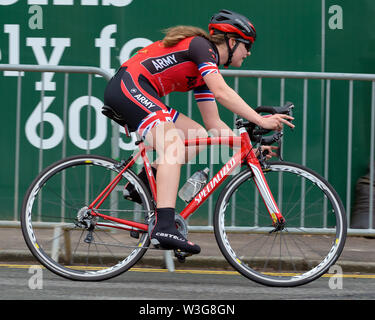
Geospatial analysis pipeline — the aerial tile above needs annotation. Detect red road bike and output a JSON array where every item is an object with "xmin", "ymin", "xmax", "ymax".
[{"xmin": 21, "ymin": 102, "xmax": 347, "ymax": 287}]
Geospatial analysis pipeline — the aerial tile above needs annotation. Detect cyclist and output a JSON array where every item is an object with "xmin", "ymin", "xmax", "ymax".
[{"xmin": 104, "ymin": 9, "xmax": 294, "ymax": 255}]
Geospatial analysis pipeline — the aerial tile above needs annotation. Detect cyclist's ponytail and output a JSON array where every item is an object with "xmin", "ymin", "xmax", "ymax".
[{"xmin": 162, "ymin": 25, "xmax": 226, "ymax": 47}]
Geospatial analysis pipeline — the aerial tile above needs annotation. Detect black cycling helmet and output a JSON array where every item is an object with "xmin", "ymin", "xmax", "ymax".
[{"xmin": 209, "ymin": 9, "xmax": 256, "ymax": 66}]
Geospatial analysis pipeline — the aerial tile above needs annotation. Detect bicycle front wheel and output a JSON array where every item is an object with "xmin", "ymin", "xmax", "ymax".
[
  {"xmin": 214, "ymin": 161, "xmax": 347, "ymax": 287},
  {"xmin": 21, "ymin": 155, "xmax": 154, "ymax": 281}
]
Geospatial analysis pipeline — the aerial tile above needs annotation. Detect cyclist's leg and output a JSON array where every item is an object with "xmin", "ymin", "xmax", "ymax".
[
  {"xmin": 148, "ymin": 121, "xmax": 184, "ymax": 207},
  {"xmin": 173, "ymin": 112, "xmax": 209, "ymax": 164},
  {"xmin": 107, "ymin": 68, "xmax": 199, "ymax": 253},
  {"xmin": 146, "ymin": 121, "xmax": 200, "ymax": 254},
  {"xmin": 106, "ymin": 67, "xmax": 173, "ymax": 202}
]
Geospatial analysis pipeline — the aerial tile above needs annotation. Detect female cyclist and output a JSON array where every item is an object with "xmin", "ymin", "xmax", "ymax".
[{"xmin": 104, "ymin": 9, "xmax": 294, "ymax": 255}]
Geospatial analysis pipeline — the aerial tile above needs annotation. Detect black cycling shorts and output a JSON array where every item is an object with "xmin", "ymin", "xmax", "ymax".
[{"xmin": 104, "ymin": 67, "xmax": 179, "ymax": 138}]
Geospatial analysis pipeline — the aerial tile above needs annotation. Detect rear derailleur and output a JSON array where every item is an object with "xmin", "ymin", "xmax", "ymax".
[{"xmin": 74, "ymin": 206, "xmax": 98, "ymax": 243}]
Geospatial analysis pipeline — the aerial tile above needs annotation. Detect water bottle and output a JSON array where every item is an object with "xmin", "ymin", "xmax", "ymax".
[{"xmin": 178, "ymin": 167, "xmax": 209, "ymax": 203}]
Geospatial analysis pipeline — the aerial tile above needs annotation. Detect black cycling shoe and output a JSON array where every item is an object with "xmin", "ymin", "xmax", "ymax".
[
  {"xmin": 150, "ymin": 208, "xmax": 201, "ymax": 255},
  {"xmin": 123, "ymin": 166, "xmax": 157, "ymax": 204},
  {"xmin": 151, "ymin": 228, "xmax": 201, "ymax": 254}
]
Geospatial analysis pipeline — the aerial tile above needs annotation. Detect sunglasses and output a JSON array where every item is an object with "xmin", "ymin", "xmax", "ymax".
[{"xmin": 235, "ymin": 39, "xmax": 252, "ymax": 52}]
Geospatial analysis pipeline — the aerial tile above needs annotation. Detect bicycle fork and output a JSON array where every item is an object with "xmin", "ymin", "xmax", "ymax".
[
  {"xmin": 237, "ymin": 125, "xmax": 286, "ymax": 230},
  {"xmin": 246, "ymin": 152, "xmax": 286, "ymax": 231}
]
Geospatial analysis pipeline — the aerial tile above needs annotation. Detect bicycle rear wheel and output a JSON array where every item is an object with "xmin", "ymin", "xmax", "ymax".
[
  {"xmin": 214, "ymin": 161, "xmax": 347, "ymax": 287},
  {"xmin": 21, "ymin": 155, "xmax": 154, "ymax": 281}
]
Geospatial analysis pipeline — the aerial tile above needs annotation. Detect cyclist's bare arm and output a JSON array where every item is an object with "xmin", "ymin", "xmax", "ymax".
[
  {"xmin": 197, "ymin": 99, "xmax": 235, "ymax": 136},
  {"xmin": 197, "ymin": 98, "xmax": 278, "ymax": 158},
  {"xmin": 203, "ymin": 72, "xmax": 295, "ymax": 131}
]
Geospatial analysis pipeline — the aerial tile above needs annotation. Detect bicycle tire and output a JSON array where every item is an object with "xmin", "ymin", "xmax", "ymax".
[
  {"xmin": 21, "ymin": 154, "xmax": 154, "ymax": 281},
  {"xmin": 213, "ymin": 161, "xmax": 347, "ymax": 287}
]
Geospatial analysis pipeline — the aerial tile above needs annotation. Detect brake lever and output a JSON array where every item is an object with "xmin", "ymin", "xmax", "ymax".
[
  {"xmin": 276, "ymin": 135, "xmax": 283, "ymax": 161},
  {"xmin": 259, "ymin": 132, "xmax": 284, "ymax": 161}
]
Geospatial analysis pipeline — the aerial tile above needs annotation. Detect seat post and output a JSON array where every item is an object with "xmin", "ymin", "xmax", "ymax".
[{"xmin": 123, "ymin": 124, "xmax": 130, "ymax": 137}]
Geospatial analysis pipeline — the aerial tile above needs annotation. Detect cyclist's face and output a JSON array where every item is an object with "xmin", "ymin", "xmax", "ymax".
[{"xmin": 230, "ymin": 40, "xmax": 251, "ymax": 68}]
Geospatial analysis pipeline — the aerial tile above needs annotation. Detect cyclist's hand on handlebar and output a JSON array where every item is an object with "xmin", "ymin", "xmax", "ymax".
[
  {"xmin": 259, "ymin": 114, "xmax": 295, "ymax": 131},
  {"xmin": 260, "ymin": 145, "xmax": 278, "ymax": 159}
]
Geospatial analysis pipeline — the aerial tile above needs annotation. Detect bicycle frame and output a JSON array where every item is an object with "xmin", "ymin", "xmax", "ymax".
[{"xmin": 87, "ymin": 127, "xmax": 285, "ymax": 232}]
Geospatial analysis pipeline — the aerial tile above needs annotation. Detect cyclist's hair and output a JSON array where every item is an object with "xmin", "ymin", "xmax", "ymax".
[{"xmin": 162, "ymin": 25, "xmax": 227, "ymax": 47}]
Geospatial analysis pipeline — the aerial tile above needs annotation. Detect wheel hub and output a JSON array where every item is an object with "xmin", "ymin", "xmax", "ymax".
[{"xmin": 269, "ymin": 217, "xmax": 286, "ymax": 233}]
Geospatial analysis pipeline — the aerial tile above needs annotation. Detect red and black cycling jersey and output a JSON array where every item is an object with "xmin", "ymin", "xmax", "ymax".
[
  {"xmin": 122, "ymin": 36, "xmax": 220, "ymax": 101},
  {"xmin": 104, "ymin": 36, "xmax": 220, "ymax": 138}
]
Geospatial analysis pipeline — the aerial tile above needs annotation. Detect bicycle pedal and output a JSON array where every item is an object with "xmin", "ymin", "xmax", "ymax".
[
  {"xmin": 150, "ymin": 238, "xmax": 161, "ymax": 248},
  {"xmin": 174, "ymin": 249, "xmax": 191, "ymax": 263},
  {"xmin": 177, "ymin": 256, "xmax": 185, "ymax": 263}
]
